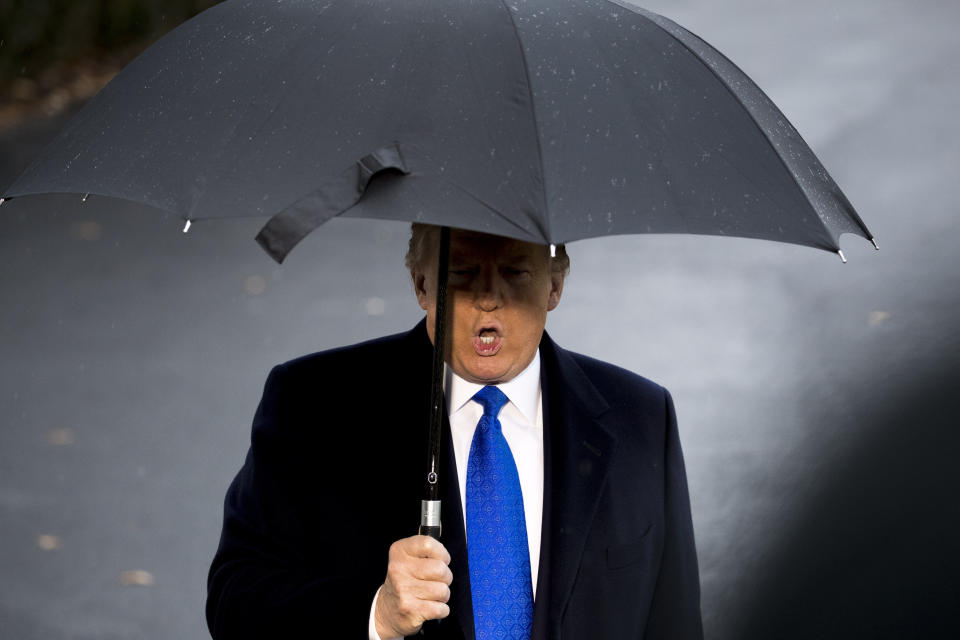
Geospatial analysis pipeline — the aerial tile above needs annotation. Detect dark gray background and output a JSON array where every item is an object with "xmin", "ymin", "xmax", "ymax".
[{"xmin": 2, "ymin": 0, "xmax": 958, "ymax": 637}]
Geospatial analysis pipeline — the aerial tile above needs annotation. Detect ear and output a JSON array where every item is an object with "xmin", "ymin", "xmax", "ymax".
[
  {"xmin": 412, "ymin": 270, "xmax": 430, "ymax": 311},
  {"xmin": 546, "ymin": 271, "xmax": 564, "ymax": 311}
]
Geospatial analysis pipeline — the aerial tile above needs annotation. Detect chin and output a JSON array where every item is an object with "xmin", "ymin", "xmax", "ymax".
[{"xmin": 459, "ymin": 359, "xmax": 511, "ymax": 384}]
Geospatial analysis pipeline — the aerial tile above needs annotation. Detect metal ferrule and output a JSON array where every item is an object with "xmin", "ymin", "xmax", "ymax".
[{"xmin": 421, "ymin": 500, "xmax": 441, "ymax": 528}]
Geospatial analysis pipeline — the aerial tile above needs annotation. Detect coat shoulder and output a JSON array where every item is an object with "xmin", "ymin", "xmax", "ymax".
[
  {"xmin": 250, "ymin": 323, "xmax": 432, "ymax": 425},
  {"xmin": 563, "ymin": 348, "xmax": 671, "ymax": 407},
  {"xmin": 272, "ymin": 323, "xmax": 426, "ymax": 384},
  {"xmin": 544, "ymin": 340, "xmax": 677, "ymax": 451}
]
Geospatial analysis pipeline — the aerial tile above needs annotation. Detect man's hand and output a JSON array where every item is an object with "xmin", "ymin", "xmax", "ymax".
[{"xmin": 375, "ymin": 535, "xmax": 453, "ymax": 638}]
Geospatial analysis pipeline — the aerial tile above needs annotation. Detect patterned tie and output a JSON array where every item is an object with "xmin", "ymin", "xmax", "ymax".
[{"xmin": 466, "ymin": 386, "xmax": 534, "ymax": 640}]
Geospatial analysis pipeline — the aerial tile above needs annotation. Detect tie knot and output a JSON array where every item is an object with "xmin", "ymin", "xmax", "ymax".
[{"xmin": 473, "ymin": 385, "xmax": 508, "ymax": 419}]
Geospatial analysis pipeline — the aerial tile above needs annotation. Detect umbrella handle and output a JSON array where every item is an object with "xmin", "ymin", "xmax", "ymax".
[
  {"xmin": 419, "ymin": 526, "xmax": 442, "ymax": 539},
  {"xmin": 419, "ymin": 498, "xmax": 442, "ymax": 539}
]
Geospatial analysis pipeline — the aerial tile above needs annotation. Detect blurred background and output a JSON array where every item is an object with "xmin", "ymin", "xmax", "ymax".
[{"xmin": 1, "ymin": 0, "xmax": 958, "ymax": 638}]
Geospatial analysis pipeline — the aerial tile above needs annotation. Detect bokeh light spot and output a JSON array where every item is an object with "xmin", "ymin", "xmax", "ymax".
[
  {"xmin": 868, "ymin": 310, "xmax": 890, "ymax": 327},
  {"xmin": 365, "ymin": 297, "xmax": 387, "ymax": 316},
  {"xmin": 245, "ymin": 275, "xmax": 267, "ymax": 296},
  {"xmin": 119, "ymin": 570, "xmax": 155, "ymax": 587},
  {"xmin": 47, "ymin": 428, "xmax": 75, "ymax": 446},
  {"xmin": 69, "ymin": 221, "xmax": 102, "ymax": 241},
  {"xmin": 37, "ymin": 534, "xmax": 62, "ymax": 551}
]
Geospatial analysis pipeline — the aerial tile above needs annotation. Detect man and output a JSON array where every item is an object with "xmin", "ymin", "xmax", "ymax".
[{"xmin": 207, "ymin": 224, "xmax": 702, "ymax": 639}]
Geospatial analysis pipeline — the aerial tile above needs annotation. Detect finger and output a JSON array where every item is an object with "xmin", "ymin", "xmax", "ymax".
[
  {"xmin": 388, "ymin": 553, "xmax": 450, "ymax": 584},
  {"xmin": 410, "ymin": 535, "xmax": 447, "ymax": 560},
  {"xmin": 410, "ymin": 579, "xmax": 452, "ymax": 604},
  {"xmin": 422, "ymin": 600, "xmax": 451, "ymax": 621},
  {"xmin": 421, "ymin": 537, "xmax": 451, "ymax": 565},
  {"xmin": 385, "ymin": 563, "xmax": 450, "ymax": 599},
  {"xmin": 384, "ymin": 588, "xmax": 450, "ymax": 627},
  {"xmin": 411, "ymin": 558, "xmax": 454, "ymax": 585},
  {"xmin": 403, "ymin": 535, "xmax": 451, "ymax": 564}
]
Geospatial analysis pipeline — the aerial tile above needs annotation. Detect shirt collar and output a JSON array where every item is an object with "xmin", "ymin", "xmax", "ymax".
[{"xmin": 445, "ymin": 350, "xmax": 541, "ymax": 424}]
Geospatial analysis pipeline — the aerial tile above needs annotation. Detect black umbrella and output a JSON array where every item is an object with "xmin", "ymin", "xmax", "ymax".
[{"xmin": 1, "ymin": 0, "xmax": 875, "ymax": 537}]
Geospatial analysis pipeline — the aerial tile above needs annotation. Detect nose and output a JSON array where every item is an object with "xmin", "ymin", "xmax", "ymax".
[{"xmin": 473, "ymin": 265, "xmax": 503, "ymax": 312}]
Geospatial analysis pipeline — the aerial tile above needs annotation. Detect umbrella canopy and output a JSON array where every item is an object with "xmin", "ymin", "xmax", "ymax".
[
  {"xmin": 0, "ymin": 0, "xmax": 876, "ymax": 539},
  {"xmin": 2, "ymin": 0, "xmax": 874, "ymax": 263}
]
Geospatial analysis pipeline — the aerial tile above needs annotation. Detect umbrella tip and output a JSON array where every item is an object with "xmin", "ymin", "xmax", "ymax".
[
  {"xmin": 837, "ymin": 249, "xmax": 847, "ymax": 263},
  {"xmin": 182, "ymin": 219, "xmax": 192, "ymax": 233},
  {"xmin": 871, "ymin": 237, "xmax": 879, "ymax": 250},
  {"xmin": 0, "ymin": 197, "xmax": 5, "ymax": 207},
  {"xmin": 550, "ymin": 244, "xmax": 556, "ymax": 257}
]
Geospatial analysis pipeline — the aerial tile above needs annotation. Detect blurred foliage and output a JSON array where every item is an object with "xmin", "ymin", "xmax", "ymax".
[{"xmin": 0, "ymin": 0, "xmax": 220, "ymax": 88}]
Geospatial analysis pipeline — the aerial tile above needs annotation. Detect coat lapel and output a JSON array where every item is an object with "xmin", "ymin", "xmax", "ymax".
[{"xmin": 533, "ymin": 333, "xmax": 617, "ymax": 639}]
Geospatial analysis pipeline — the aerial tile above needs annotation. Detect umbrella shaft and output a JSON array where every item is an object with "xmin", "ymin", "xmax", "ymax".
[{"xmin": 421, "ymin": 226, "xmax": 450, "ymax": 537}]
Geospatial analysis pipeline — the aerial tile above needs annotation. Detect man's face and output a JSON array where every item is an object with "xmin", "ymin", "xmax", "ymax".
[{"xmin": 413, "ymin": 229, "xmax": 564, "ymax": 384}]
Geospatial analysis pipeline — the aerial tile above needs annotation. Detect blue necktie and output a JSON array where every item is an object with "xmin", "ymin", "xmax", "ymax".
[{"xmin": 466, "ymin": 386, "xmax": 534, "ymax": 640}]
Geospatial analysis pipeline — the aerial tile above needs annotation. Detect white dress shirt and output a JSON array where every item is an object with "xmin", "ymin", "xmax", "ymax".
[{"xmin": 369, "ymin": 351, "xmax": 544, "ymax": 640}]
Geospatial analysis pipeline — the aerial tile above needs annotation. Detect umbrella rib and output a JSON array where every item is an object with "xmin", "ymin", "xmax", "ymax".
[
  {"xmin": 188, "ymin": 2, "xmax": 340, "ymax": 221},
  {"xmin": 444, "ymin": 179, "xmax": 543, "ymax": 241},
  {"xmin": 634, "ymin": 8, "xmax": 872, "ymax": 246},
  {"xmin": 496, "ymin": 0, "xmax": 550, "ymax": 241},
  {"xmin": 646, "ymin": 19, "xmax": 815, "ymax": 216}
]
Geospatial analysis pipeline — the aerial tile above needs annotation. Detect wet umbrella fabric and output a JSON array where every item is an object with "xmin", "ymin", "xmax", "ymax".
[
  {"xmin": 3, "ymin": 0, "xmax": 873, "ymax": 262},
  {"xmin": 1, "ymin": 0, "xmax": 875, "ymax": 541}
]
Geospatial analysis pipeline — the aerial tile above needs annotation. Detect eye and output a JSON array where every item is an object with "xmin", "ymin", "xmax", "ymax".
[{"xmin": 503, "ymin": 267, "xmax": 531, "ymax": 278}]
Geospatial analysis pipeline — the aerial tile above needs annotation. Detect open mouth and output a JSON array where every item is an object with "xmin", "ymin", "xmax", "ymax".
[{"xmin": 473, "ymin": 327, "xmax": 502, "ymax": 356}]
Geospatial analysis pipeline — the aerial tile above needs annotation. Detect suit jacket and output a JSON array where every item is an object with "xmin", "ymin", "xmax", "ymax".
[{"xmin": 207, "ymin": 320, "xmax": 702, "ymax": 639}]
